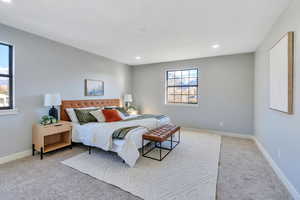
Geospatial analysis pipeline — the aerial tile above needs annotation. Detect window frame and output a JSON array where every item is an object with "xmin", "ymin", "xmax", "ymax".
[
  {"xmin": 165, "ymin": 68, "xmax": 199, "ymax": 106},
  {"xmin": 0, "ymin": 42, "xmax": 14, "ymax": 110}
]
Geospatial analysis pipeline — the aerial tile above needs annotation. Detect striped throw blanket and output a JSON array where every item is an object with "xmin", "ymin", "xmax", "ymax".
[
  {"xmin": 123, "ymin": 114, "xmax": 167, "ymax": 121},
  {"xmin": 112, "ymin": 126, "xmax": 141, "ymax": 139},
  {"xmin": 112, "ymin": 115, "xmax": 167, "ymax": 139}
]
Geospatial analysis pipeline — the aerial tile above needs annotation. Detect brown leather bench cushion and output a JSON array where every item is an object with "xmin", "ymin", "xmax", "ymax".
[{"xmin": 143, "ymin": 124, "xmax": 180, "ymax": 142}]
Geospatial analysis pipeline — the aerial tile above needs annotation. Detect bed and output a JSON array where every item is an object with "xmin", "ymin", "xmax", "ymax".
[{"xmin": 60, "ymin": 99, "xmax": 171, "ymax": 167}]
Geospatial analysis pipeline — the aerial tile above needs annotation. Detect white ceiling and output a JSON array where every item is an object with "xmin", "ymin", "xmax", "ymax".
[{"xmin": 0, "ymin": 0, "xmax": 291, "ymax": 65}]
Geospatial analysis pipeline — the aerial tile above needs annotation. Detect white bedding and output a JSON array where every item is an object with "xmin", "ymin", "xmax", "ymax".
[{"xmin": 71, "ymin": 115, "xmax": 171, "ymax": 167}]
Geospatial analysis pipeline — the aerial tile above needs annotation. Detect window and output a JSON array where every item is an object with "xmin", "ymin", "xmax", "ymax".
[
  {"xmin": 0, "ymin": 43, "xmax": 13, "ymax": 110},
  {"xmin": 166, "ymin": 68, "xmax": 198, "ymax": 104}
]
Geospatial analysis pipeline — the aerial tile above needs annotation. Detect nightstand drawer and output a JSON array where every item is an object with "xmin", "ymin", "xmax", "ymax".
[{"xmin": 41, "ymin": 124, "xmax": 71, "ymax": 136}]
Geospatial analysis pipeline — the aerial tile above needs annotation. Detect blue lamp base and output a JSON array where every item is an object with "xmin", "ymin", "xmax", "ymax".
[{"xmin": 49, "ymin": 106, "xmax": 58, "ymax": 120}]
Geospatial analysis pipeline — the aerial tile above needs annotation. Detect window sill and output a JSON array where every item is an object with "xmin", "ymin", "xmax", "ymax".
[
  {"xmin": 0, "ymin": 108, "xmax": 19, "ymax": 116},
  {"xmin": 165, "ymin": 103, "xmax": 199, "ymax": 107}
]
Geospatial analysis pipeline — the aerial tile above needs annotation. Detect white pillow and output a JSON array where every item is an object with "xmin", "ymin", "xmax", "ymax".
[
  {"xmin": 66, "ymin": 107, "xmax": 99, "ymax": 123},
  {"xmin": 89, "ymin": 109, "xmax": 105, "ymax": 122}
]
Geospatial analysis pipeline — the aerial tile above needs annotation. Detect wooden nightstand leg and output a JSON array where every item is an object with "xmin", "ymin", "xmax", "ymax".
[
  {"xmin": 32, "ymin": 144, "xmax": 35, "ymax": 156},
  {"xmin": 40, "ymin": 147, "xmax": 43, "ymax": 160}
]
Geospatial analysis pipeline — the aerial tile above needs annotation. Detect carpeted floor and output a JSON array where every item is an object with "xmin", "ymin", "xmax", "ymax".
[
  {"xmin": 217, "ymin": 137, "xmax": 293, "ymax": 200},
  {"xmin": 0, "ymin": 135, "xmax": 293, "ymax": 200}
]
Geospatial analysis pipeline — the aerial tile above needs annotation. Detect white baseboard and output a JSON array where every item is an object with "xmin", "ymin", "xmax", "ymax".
[
  {"xmin": 182, "ymin": 127, "xmax": 254, "ymax": 139},
  {"xmin": 0, "ymin": 149, "xmax": 31, "ymax": 165},
  {"xmin": 254, "ymin": 138, "xmax": 300, "ymax": 200}
]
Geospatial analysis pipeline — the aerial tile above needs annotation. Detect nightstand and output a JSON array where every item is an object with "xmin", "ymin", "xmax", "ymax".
[{"xmin": 32, "ymin": 121, "xmax": 72, "ymax": 160}]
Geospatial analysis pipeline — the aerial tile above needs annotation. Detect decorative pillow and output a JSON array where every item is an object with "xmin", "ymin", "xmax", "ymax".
[
  {"xmin": 66, "ymin": 108, "xmax": 79, "ymax": 122},
  {"xmin": 66, "ymin": 107, "xmax": 98, "ymax": 123},
  {"xmin": 74, "ymin": 108, "xmax": 99, "ymax": 125},
  {"xmin": 104, "ymin": 107, "xmax": 129, "ymax": 117},
  {"xmin": 90, "ymin": 110, "xmax": 105, "ymax": 122},
  {"xmin": 102, "ymin": 109, "xmax": 123, "ymax": 122}
]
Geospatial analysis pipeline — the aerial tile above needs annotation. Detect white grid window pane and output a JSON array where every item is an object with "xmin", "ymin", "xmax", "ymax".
[
  {"xmin": 166, "ymin": 68, "xmax": 198, "ymax": 104},
  {"xmin": 0, "ymin": 43, "xmax": 13, "ymax": 109},
  {"xmin": 0, "ymin": 77, "xmax": 9, "ymax": 107},
  {"xmin": 168, "ymin": 79, "xmax": 175, "ymax": 86},
  {"xmin": 168, "ymin": 87, "xmax": 174, "ymax": 95},
  {"xmin": 0, "ymin": 45, "xmax": 9, "ymax": 75},
  {"xmin": 175, "ymin": 71, "xmax": 181, "ymax": 78},
  {"xmin": 168, "ymin": 95, "xmax": 174, "ymax": 103},
  {"xmin": 168, "ymin": 71, "xmax": 175, "ymax": 79},
  {"xmin": 182, "ymin": 70, "xmax": 189, "ymax": 78}
]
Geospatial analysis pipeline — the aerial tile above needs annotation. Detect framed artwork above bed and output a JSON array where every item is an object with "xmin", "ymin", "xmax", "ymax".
[{"xmin": 85, "ymin": 79, "xmax": 104, "ymax": 96}]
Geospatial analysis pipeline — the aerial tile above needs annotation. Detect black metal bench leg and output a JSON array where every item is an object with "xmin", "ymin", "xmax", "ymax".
[
  {"xmin": 40, "ymin": 147, "xmax": 43, "ymax": 160},
  {"xmin": 171, "ymin": 134, "xmax": 173, "ymax": 149},
  {"xmin": 32, "ymin": 144, "xmax": 35, "ymax": 156},
  {"xmin": 142, "ymin": 138, "xmax": 144, "ymax": 155},
  {"xmin": 159, "ymin": 142, "xmax": 162, "ymax": 161}
]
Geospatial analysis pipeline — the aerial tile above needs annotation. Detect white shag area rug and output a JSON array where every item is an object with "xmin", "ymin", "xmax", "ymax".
[{"xmin": 62, "ymin": 130, "xmax": 221, "ymax": 200}]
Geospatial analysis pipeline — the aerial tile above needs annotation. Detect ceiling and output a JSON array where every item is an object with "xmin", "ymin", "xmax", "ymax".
[{"xmin": 0, "ymin": 0, "xmax": 291, "ymax": 65}]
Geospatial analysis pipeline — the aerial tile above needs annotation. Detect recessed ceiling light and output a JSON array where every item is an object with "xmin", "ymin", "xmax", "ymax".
[
  {"xmin": 212, "ymin": 44, "xmax": 220, "ymax": 49},
  {"xmin": 135, "ymin": 56, "xmax": 141, "ymax": 60},
  {"xmin": 1, "ymin": 0, "xmax": 12, "ymax": 3}
]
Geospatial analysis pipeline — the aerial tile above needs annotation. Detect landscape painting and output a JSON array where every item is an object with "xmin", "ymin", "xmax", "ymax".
[{"xmin": 85, "ymin": 79, "xmax": 104, "ymax": 96}]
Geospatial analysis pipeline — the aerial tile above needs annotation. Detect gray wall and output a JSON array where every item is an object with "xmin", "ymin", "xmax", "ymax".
[
  {"xmin": 254, "ymin": 0, "xmax": 300, "ymax": 193},
  {"xmin": 132, "ymin": 53, "xmax": 254, "ymax": 135},
  {"xmin": 0, "ymin": 23, "xmax": 131, "ymax": 158}
]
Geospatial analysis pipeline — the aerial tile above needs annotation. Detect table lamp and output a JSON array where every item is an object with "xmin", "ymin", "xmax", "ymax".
[
  {"xmin": 44, "ymin": 93, "xmax": 61, "ymax": 120},
  {"xmin": 124, "ymin": 94, "xmax": 133, "ymax": 109}
]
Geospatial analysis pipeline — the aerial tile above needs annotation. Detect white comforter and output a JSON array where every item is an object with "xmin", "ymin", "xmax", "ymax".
[{"xmin": 72, "ymin": 115, "xmax": 171, "ymax": 167}]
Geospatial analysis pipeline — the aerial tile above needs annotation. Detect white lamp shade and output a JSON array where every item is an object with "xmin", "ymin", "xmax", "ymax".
[
  {"xmin": 44, "ymin": 93, "xmax": 62, "ymax": 107},
  {"xmin": 124, "ymin": 94, "xmax": 133, "ymax": 102}
]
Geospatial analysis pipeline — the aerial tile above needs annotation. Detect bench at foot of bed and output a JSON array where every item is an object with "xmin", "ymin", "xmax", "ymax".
[{"xmin": 142, "ymin": 124, "xmax": 180, "ymax": 161}]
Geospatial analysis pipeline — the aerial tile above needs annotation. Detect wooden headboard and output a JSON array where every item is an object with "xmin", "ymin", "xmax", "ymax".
[{"xmin": 60, "ymin": 99, "xmax": 120, "ymax": 121}]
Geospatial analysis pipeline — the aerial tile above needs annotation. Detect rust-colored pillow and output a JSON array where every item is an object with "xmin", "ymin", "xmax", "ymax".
[{"xmin": 102, "ymin": 109, "xmax": 122, "ymax": 122}]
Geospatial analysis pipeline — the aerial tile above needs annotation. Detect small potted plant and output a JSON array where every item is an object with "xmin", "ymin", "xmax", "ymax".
[
  {"xmin": 126, "ymin": 105, "xmax": 138, "ymax": 115},
  {"xmin": 40, "ymin": 115, "xmax": 57, "ymax": 125}
]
